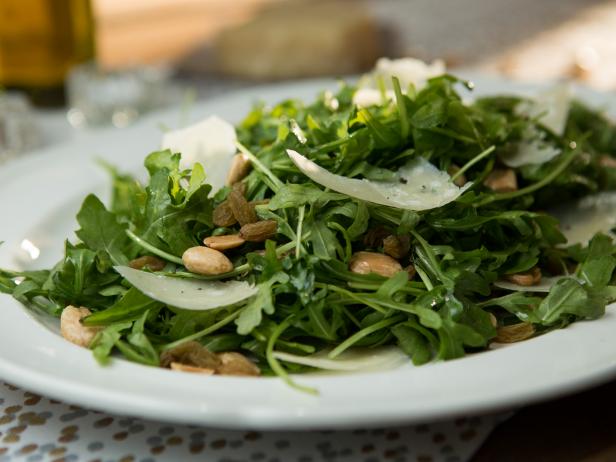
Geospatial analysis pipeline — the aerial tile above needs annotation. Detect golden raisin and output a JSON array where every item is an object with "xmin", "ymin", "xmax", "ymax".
[
  {"xmin": 239, "ymin": 220, "xmax": 278, "ymax": 242},
  {"xmin": 213, "ymin": 201, "xmax": 237, "ymax": 227},
  {"xmin": 128, "ymin": 256, "xmax": 165, "ymax": 271},
  {"xmin": 228, "ymin": 190, "xmax": 257, "ymax": 226}
]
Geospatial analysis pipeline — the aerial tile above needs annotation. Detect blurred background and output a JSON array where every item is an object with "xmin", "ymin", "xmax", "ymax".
[{"xmin": 2, "ymin": 0, "xmax": 616, "ymax": 156}]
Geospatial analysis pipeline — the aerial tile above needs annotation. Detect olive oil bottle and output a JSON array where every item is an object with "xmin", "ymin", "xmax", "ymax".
[{"xmin": 0, "ymin": 0, "xmax": 95, "ymax": 106}]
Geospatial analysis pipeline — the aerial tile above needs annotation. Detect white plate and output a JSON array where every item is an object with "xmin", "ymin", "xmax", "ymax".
[{"xmin": 1, "ymin": 77, "xmax": 616, "ymax": 430}]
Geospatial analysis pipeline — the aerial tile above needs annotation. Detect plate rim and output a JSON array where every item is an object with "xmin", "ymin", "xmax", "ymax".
[{"xmin": 2, "ymin": 76, "xmax": 616, "ymax": 430}]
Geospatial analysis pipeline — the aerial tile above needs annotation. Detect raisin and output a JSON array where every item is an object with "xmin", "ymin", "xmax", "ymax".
[
  {"xmin": 239, "ymin": 220, "xmax": 278, "ymax": 242},
  {"xmin": 213, "ymin": 201, "xmax": 237, "ymax": 227}
]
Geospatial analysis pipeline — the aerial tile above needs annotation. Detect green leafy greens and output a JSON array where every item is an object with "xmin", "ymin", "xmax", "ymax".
[{"xmin": 3, "ymin": 71, "xmax": 616, "ymax": 391}]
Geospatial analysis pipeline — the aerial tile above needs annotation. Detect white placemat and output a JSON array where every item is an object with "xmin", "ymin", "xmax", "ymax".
[{"xmin": 0, "ymin": 381, "xmax": 502, "ymax": 462}]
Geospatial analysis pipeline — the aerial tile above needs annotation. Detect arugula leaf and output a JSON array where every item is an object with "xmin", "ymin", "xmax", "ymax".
[{"xmin": 75, "ymin": 195, "xmax": 131, "ymax": 266}]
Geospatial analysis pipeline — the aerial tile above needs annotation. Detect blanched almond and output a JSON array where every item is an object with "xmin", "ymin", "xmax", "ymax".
[
  {"xmin": 504, "ymin": 267, "xmax": 542, "ymax": 286},
  {"xmin": 494, "ymin": 322, "xmax": 535, "ymax": 343},
  {"xmin": 170, "ymin": 362, "xmax": 215, "ymax": 375},
  {"xmin": 226, "ymin": 153, "xmax": 252, "ymax": 186},
  {"xmin": 484, "ymin": 168, "xmax": 517, "ymax": 192},
  {"xmin": 203, "ymin": 234, "xmax": 246, "ymax": 251},
  {"xmin": 216, "ymin": 352, "xmax": 260, "ymax": 376},
  {"xmin": 182, "ymin": 246, "xmax": 234, "ymax": 275},
  {"xmin": 60, "ymin": 306, "xmax": 102, "ymax": 348},
  {"xmin": 599, "ymin": 155, "xmax": 616, "ymax": 169},
  {"xmin": 349, "ymin": 251, "xmax": 402, "ymax": 278}
]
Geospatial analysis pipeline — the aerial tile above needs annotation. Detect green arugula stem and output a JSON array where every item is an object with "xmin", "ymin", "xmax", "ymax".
[
  {"xmin": 328, "ymin": 315, "xmax": 405, "ymax": 359},
  {"xmin": 160, "ymin": 309, "xmax": 242, "ymax": 351},
  {"xmin": 451, "ymin": 145, "xmax": 496, "ymax": 182},
  {"xmin": 321, "ymin": 284, "xmax": 386, "ymax": 314},
  {"xmin": 475, "ymin": 147, "xmax": 579, "ymax": 207},
  {"xmin": 125, "ymin": 230, "xmax": 183, "ymax": 265},
  {"xmin": 236, "ymin": 141, "xmax": 284, "ymax": 192},
  {"xmin": 266, "ymin": 317, "xmax": 318, "ymax": 395},
  {"xmin": 295, "ymin": 205, "xmax": 305, "ymax": 259},
  {"xmin": 414, "ymin": 266, "xmax": 434, "ymax": 291},
  {"xmin": 392, "ymin": 76, "xmax": 409, "ymax": 140}
]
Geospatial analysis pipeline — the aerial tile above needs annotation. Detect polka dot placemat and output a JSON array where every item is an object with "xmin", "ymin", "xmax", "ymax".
[{"xmin": 0, "ymin": 382, "xmax": 504, "ymax": 462}]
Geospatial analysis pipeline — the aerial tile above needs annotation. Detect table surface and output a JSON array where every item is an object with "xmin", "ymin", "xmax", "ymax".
[{"xmin": 473, "ymin": 379, "xmax": 616, "ymax": 462}]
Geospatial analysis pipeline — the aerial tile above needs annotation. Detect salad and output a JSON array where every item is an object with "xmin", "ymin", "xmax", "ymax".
[{"xmin": 2, "ymin": 58, "xmax": 616, "ymax": 393}]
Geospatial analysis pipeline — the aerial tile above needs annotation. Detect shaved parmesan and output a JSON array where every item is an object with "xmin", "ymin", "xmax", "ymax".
[
  {"xmin": 518, "ymin": 84, "xmax": 571, "ymax": 136},
  {"xmin": 115, "ymin": 266, "xmax": 257, "ymax": 311},
  {"xmin": 550, "ymin": 192, "xmax": 616, "ymax": 245},
  {"xmin": 500, "ymin": 128, "xmax": 561, "ymax": 168},
  {"xmin": 494, "ymin": 276, "xmax": 567, "ymax": 293},
  {"xmin": 273, "ymin": 347, "xmax": 408, "ymax": 372},
  {"xmin": 287, "ymin": 149, "xmax": 470, "ymax": 211},
  {"xmin": 161, "ymin": 115, "xmax": 237, "ymax": 191},
  {"xmin": 353, "ymin": 57, "xmax": 446, "ymax": 107}
]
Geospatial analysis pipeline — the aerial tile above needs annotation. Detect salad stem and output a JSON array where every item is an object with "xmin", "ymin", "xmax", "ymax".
[
  {"xmin": 476, "ymin": 146, "xmax": 578, "ymax": 206},
  {"xmin": 328, "ymin": 315, "xmax": 405, "ymax": 359},
  {"xmin": 451, "ymin": 145, "xmax": 496, "ymax": 182},
  {"xmin": 236, "ymin": 141, "xmax": 284, "ymax": 192},
  {"xmin": 126, "ymin": 230, "xmax": 183, "ymax": 265},
  {"xmin": 266, "ymin": 317, "xmax": 318, "ymax": 395},
  {"xmin": 160, "ymin": 309, "xmax": 242, "ymax": 351},
  {"xmin": 295, "ymin": 206, "xmax": 305, "ymax": 259}
]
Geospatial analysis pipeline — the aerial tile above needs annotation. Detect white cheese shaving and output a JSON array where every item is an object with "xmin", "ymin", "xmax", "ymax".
[
  {"xmin": 287, "ymin": 149, "xmax": 470, "ymax": 211},
  {"xmin": 115, "ymin": 266, "xmax": 257, "ymax": 311},
  {"xmin": 518, "ymin": 84, "xmax": 571, "ymax": 136},
  {"xmin": 549, "ymin": 192, "xmax": 616, "ymax": 245},
  {"xmin": 161, "ymin": 115, "xmax": 237, "ymax": 191},
  {"xmin": 500, "ymin": 127, "xmax": 561, "ymax": 168},
  {"xmin": 273, "ymin": 347, "xmax": 408, "ymax": 372},
  {"xmin": 353, "ymin": 57, "xmax": 446, "ymax": 107}
]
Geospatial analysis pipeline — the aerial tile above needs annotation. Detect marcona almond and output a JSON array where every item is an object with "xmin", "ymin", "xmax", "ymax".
[
  {"xmin": 216, "ymin": 352, "xmax": 261, "ymax": 376},
  {"xmin": 599, "ymin": 155, "xmax": 616, "ymax": 169},
  {"xmin": 182, "ymin": 246, "xmax": 234, "ymax": 275},
  {"xmin": 60, "ymin": 306, "xmax": 102, "ymax": 348},
  {"xmin": 170, "ymin": 362, "xmax": 215, "ymax": 375},
  {"xmin": 228, "ymin": 189, "xmax": 257, "ymax": 226},
  {"xmin": 405, "ymin": 264, "xmax": 416, "ymax": 281},
  {"xmin": 226, "ymin": 153, "xmax": 252, "ymax": 186},
  {"xmin": 484, "ymin": 168, "xmax": 518, "ymax": 192},
  {"xmin": 203, "ymin": 234, "xmax": 246, "ymax": 251},
  {"xmin": 240, "ymin": 220, "xmax": 278, "ymax": 242},
  {"xmin": 488, "ymin": 313, "xmax": 498, "ymax": 328},
  {"xmin": 349, "ymin": 251, "xmax": 403, "ymax": 278},
  {"xmin": 494, "ymin": 322, "xmax": 535, "ymax": 343},
  {"xmin": 128, "ymin": 255, "xmax": 165, "ymax": 271},
  {"xmin": 504, "ymin": 267, "xmax": 542, "ymax": 286},
  {"xmin": 213, "ymin": 201, "xmax": 237, "ymax": 227},
  {"xmin": 160, "ymin": 341, "xmax": 221, "ymax": 369}
]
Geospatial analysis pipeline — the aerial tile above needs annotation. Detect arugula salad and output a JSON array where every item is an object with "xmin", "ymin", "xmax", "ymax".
[{"xmin": 3, "ymin": 58, "xmax": 616, "ymax": 392}]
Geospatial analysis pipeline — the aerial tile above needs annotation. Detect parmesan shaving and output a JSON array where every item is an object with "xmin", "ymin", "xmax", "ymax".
[
  {"xmin": 273, "ymin": 347, "xmax": 408, "ymax": 372},
  {"xmin": 115, "ymin": 266, "xmax": 257, "ymax": 311},
  {"xmin": 161, "ymin": 115, "xmax": 237, "ymax": 191},
  {"xmin": 287, "ymin": 149, "xmax": 470, "ymax": 211},
  {"xmin": 353, "ymin": 57, "xmax": 446, "ymax": 107}
]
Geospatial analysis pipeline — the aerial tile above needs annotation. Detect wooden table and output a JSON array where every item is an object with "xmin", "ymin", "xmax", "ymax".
[{"xmin": 473, "ymin": 380, "xmax": 616, "ymax": 462}]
